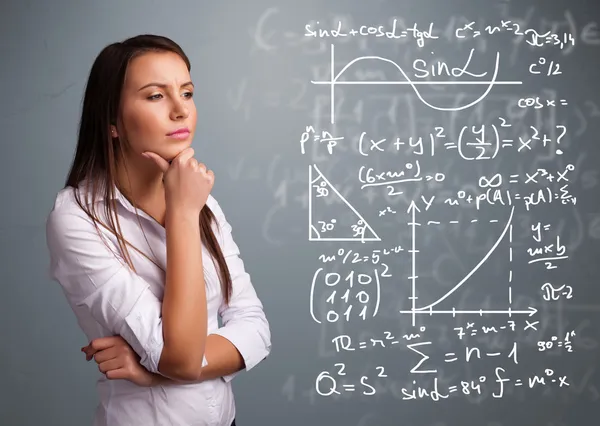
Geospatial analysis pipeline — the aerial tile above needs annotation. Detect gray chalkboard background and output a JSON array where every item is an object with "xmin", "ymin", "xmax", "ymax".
[{"xmin": 1, "ymin": 0, "xmax": 600, "ymax": 425}]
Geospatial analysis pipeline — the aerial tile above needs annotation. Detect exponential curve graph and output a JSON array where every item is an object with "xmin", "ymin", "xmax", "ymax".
[{"xmin": 399, "ymin": 205, "xmax": 538, "ymax": 326}]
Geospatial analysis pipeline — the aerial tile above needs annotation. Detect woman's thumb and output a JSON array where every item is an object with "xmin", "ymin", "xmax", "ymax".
[{"xmin": 142, "ymin": 152, "xmax": 170, "ymax": 173}]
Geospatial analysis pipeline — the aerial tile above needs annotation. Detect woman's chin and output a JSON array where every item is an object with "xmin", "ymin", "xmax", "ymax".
[{"xmin": 165, "ymin": 144, "xmax": 193, "ymax": 160}]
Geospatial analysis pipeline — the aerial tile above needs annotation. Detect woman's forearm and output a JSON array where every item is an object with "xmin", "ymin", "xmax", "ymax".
[
  {"xmin": 150, "ymin": 372, "xmax": 194, "ymax": 386},
  {"xmin": 157, "ymin": 210, "xmax": 207, "ymax": 381},
  {"xmin": 150, "ymin": 334, "xmax": 244, "ymax": 386}
]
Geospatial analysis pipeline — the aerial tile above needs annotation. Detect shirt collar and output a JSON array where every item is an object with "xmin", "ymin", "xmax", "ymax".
[
  {"xmin": 77, "ymin": 177, "xmax": 139, "ymax": 217},
  {"xmin": 77, "ymin": 178, "xmax": 169, "ymax": 230}
]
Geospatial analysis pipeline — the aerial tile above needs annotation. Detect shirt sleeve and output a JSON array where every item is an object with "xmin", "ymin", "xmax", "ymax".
[
  {"xmin": 45, "ymin": 207, "xmax": 165, "ymax": 374},
  {"xmin": 207, "ymin": 195, "xmax": 272, "ymax": 383}
]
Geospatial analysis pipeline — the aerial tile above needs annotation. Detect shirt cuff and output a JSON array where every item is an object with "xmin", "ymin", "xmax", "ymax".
[{"xmin": 121, "ymin": 289, "xmax": 165, "ymax": 374}]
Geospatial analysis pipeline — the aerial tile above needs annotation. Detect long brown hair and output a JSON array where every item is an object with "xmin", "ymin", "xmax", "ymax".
[{"xmin": 64, "ymin": 34, "xmax": 232, "ymax": 305}]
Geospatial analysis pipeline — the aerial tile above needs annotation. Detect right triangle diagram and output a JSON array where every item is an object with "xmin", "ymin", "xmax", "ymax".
[{"xmin": 308, "ymin": 164, "xmax": 380, "ymax": 242}]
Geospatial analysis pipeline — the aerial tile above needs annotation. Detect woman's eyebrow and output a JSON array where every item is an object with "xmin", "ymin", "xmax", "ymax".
[{"xmin": 137, "ymin": 81, "xmax": 194, "ymax": 91}]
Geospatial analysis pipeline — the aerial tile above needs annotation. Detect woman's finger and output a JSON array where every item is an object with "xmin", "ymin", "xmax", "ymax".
[
  {"xmin": 142, "ymin": 151, "xmax": 171, "ymax": 173},
  {"xmin": 91, "ymin": 346, "xmax": 120, "ymax": 363},
  {"xmin": 82, "ymin": 336, "xmax": 119, "ymax": 357},
  {"xmin": 98, "ymin": 357, "xmax": 125, "ymax": 374},
  {"xmin": 104, "ymin": 367, "xmax": 130, "ymax": 381}
]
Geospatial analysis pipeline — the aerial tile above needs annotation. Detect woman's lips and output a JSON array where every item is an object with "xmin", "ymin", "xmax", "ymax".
[{"xmin": 167, "ymin": 130, "xmax": 190, "ymax": 139}]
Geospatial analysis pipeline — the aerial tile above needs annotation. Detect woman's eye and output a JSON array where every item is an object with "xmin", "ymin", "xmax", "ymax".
[{"xmin": 147, "ymin": 92, "xmax": 193, "ymax": 100}]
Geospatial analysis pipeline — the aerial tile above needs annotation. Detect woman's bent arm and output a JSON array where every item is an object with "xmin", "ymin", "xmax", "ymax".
[{"xmin": 158, "ymin": 210, "xmax": 207, "ymax": 381}]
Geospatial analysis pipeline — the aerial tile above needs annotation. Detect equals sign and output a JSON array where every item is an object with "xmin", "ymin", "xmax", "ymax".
[
  {"xmin": 343, "ymin": 385, "xmax": 356, "ymax": 391},
  {"xmin": 559, "ymin": 99, "xmax": 568, "ymax": 105}
]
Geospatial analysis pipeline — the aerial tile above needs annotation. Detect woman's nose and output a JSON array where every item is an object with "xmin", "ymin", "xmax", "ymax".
[{"xmin": 171, "ymin": 100, "xmax": 189, "ymax": 119}]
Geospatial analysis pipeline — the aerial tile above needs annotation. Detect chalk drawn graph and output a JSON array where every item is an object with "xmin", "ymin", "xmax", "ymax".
[
  {"xmin": 310, "ymin": 44, "xmax": 523, "ymax": 124},
  {"xmin": 399, "ymin": 204, "xmax": 538, "ymax": 326}
]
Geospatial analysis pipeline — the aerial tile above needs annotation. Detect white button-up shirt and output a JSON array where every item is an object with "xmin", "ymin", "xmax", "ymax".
[{"xmin": 45, "ymin": 179, "xmax": 271, "ymax": 426}]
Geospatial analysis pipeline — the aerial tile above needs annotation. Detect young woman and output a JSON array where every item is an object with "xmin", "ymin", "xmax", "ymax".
[{"xmin": 45, "ymin": 34, "xmax": 271, "ymax": 426}]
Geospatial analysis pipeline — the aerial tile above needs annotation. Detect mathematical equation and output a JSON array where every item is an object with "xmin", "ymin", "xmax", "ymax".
[
  {"xmin": 300, "ymin": 122, "xmax": 568, "ymax": 159},
  {"xmin": 251, "ymin": 6, "xmax": 600, "ymax": 59},
  {"xmin": 304, "ymin": 19, "xmax": 576, "ymax": 51},
  {"xmin": 315, "ymin": 362, "xmax": 570, "ymax": 401}
]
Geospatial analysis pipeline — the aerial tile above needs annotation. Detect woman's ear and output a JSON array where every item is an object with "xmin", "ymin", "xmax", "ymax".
[{"xmin": 110, "ymin": 124, "xmax": 118, "ymax": 138}]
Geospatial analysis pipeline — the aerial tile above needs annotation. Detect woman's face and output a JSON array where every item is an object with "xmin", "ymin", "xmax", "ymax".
[{"xmin": 115, "ymin": 51, "xmax": 197, "ymax": 163}]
